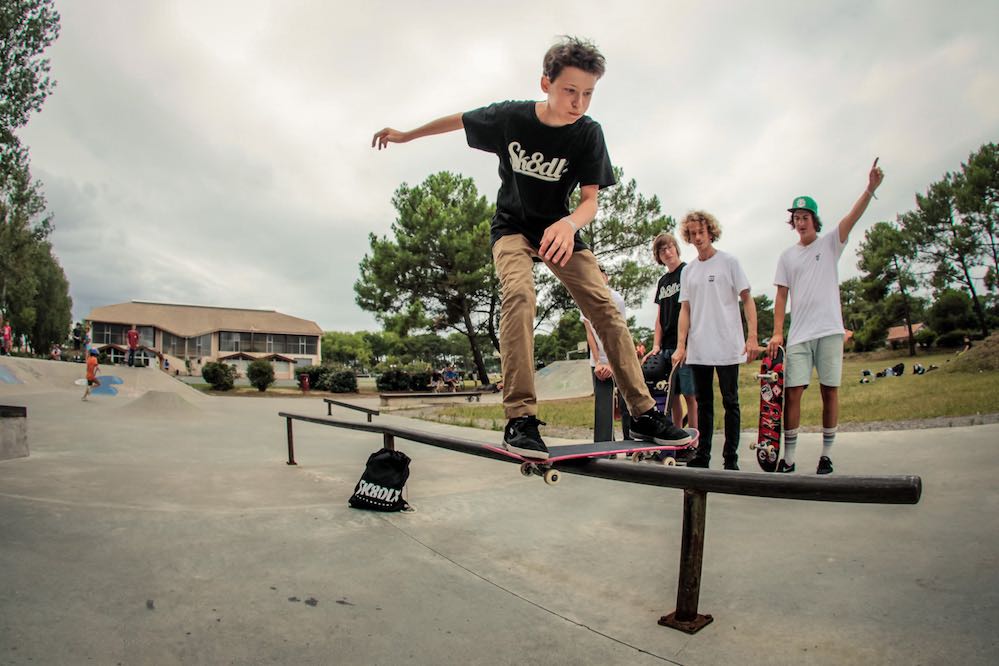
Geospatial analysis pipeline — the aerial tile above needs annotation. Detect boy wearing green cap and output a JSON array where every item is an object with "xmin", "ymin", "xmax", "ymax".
[{"xmin": 766, "ymin": 159, "xmax": 885, "ymax": 474}]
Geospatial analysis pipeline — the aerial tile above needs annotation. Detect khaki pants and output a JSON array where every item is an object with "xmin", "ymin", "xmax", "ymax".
[{"xmin": 492, "ymin": 234, "xmax": 655, "ymax": 419}]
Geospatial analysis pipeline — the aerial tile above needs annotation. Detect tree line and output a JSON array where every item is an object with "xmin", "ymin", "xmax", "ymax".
[
  {"xmin": 849, "ymin": 142, "xmax": 997, "ymax": 353},
  {"xmin": 0, "ymin": 1, "xmax": 70, "ymax": 353},
  {"xmin": 353, "ymin": 144, "xmax": 998, "ymax": 374}
]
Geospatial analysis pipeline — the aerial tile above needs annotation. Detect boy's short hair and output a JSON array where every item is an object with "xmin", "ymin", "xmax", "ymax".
[
  {"xmin": 680, "ymin": 211, "xmax": 722, "ymax": 243},
  {"xmin": 652, "ymin": 232, "xmax": 680, "ymax": 265},
  {"xmin": 543, "ymin": 36, "xmax": 606, "ymax": 81}
]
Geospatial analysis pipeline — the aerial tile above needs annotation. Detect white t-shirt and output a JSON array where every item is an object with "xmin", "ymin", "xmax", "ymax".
[
  {"xmin": 581, "ymin": 287, "xmax": 626, "ymax": 367},
  {"xmin": 679, "ymin": 250, "xmax": 750, "ymax": 366},
  {"xmin": 774, "ymin": 231, "xmax": 846, "ymax": 346}
]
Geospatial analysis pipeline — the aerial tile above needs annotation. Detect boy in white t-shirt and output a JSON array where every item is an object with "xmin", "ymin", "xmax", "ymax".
[
  {"xmin": 672, "ymin": 211, "xmax": 761, "ymax": 470},
  {"xmin": 766, "ymin": 159, "xmax": 885, "ymax": 474}
]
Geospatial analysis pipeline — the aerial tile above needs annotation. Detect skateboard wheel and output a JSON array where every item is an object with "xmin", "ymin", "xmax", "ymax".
[
  {"xmin": 544, "ymin": 469, "xmax": 560, "ymax": 485},
  {"xmin": 630, "ymin": 452, "xmax": 643, "ymax": 463},
  {"xmin": 663, "ymin": 457, "xmax": 676, "ymax": 467},
  {"xmin": 749, "ymin": 442, "xmax": 758, "ymax": 450},
  {"xmin": 519, "ymin": 462, "xmax": 533, "ymax": 477}
]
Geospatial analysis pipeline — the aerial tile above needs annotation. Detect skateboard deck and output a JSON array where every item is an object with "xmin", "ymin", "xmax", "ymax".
[
  {"xmin": 486, "ymin": 427, "xmax": 700, "ymax": 485},
  {"xmin": 751, "ymin": 347, "xmax": 784, "ymax": 472}
]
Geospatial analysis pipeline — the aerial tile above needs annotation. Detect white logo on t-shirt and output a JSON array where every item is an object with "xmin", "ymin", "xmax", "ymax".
[
  {"xmin": 658, "ymin": 282, "xmax": 681, "ymax": 300},
  {"xmin": 508, "ymin": 141, "xmax": 568, "ymax": 182}
]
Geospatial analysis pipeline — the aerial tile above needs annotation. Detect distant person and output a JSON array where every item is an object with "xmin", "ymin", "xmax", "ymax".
[
  {"xmin": 82, "ymin": 348, "xmax": 100, "ymax": 401},
  {"xmin": 960, "ymin": 336, "xmax": 973, "ymax": 354},
  {"xmin": 649, "ymin": 231, "xmax": 698, "ymax": 430},
  {"xmin": 582, "ymin": 265, "xmax": 631, "ymax": 441},
  {"xmin": 126, "ymin": 325, "xmax": 140, "ymax": 367},
  {"xmin": 767, "ymin": 158, "xmax": 884, "ymax": 474},
  {"xmin": 51, "ymin": 345, "xmax": 62, "ymax": 361},
  {"xmin": 672, "ymin": 211, "xmax": 760, "ymax": 470},
  {"xmin": 441, "ymin": 365, "xmax": 460, "ymax": 392},
  {"xmin": 1, "ymin": 319, "xmax": 11, "ymax": 356},
  {"xmin": 72, "ymin": 322, "xmax": 83, "ymax": 351},
  {"xmin": 371, "ymin": 35, "xmax": 689, "ymax": 460}
]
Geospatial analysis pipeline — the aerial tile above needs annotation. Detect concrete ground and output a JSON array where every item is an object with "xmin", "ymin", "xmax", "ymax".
[{"xmin": 0, "ymin": 357, "xmax": 997, "ymax": 665}]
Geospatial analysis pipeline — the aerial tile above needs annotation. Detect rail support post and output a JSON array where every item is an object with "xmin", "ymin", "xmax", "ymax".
[
  {"xmin": 285, "ymin": 417, "xmax": 297, "ymax": 465},
  {"xmin": 383, "ymin": 433, "xmax": 395, "ymax": 451},
  {"xmin": 659, "ymin": 488, "xmax": 713, "ymax": 633}
]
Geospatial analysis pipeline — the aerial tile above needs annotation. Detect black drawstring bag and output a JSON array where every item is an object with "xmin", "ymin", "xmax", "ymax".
[{"xmin": 348, "ymin": 448, "xmax": 413, "ymax": 512}]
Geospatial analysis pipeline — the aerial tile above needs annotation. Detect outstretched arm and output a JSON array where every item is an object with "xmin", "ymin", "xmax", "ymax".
[
  {"xmin": 372, "ymin": 113, "xmax": 464, "ymax": 150},
  {"xmin": 838, "ymin": 157, "xmax": 886, "ymax": 243}
]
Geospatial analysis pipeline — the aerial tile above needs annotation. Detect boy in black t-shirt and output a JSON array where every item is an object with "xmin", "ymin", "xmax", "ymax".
[
  {"xmin": 372, "ymin": 36, "xmax": 688, "ymax": 460},
  {"xmin": 649, "ymin": 232, "xmax": 698, "ymax": 429}
]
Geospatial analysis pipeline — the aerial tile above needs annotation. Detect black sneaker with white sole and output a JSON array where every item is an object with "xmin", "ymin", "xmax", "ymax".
[
  {"xmin": 503, "ymin": 416, "xmax": 549, "ymax": 460},
  {"xmin": 630, "ymin": 409, "xmax": 692, "ymax": 446},
  {"xmin": 817, "ymin": 456, "xmax": 833, "ymax": 475}
]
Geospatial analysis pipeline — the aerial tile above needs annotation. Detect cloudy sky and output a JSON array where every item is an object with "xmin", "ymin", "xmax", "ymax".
[{"xmin": 18, "ymin": 0, "xmax": 999, "ymax": 333}]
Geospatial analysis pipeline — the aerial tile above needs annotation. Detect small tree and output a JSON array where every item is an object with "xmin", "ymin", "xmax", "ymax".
[
  {"xmin": 247, "ymin": 359, "xmax": 275, "ymax": 392},
  {"xmin": 202, "ymin": 361, "xmax": 236, "ymax": 391}
]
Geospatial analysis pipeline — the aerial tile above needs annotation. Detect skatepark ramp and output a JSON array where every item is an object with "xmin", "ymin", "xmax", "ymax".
[{"xmin": 277, "ymin": 411, "xmax": 921, "ymax": 634}]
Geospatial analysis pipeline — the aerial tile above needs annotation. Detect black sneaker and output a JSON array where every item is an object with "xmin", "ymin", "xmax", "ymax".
[
  {"xmin": 817, "ymin": 456, "xmax": 833, "ymax": 475},
  {"xmin": 503, "ymin": 416, "xmax": 549, "ymax": 460},
  {"xmin": 724, "ymin": 460, "xmax": 739, "ymax": 471},
  {"xmin": 630, "ymin": 409, "xmax": 692, "ymax": 446},
  {"xmin": 776, "ymin": 460, "xmax": 795, "ymax": 473},
  {"xmin": 686, "ymin": 456, "xmax": 709, "ymax": 468}
]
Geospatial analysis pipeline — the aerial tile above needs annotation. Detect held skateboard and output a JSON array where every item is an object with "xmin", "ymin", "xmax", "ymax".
[
  {"xmin": 631, "ymin": 362, "xmax": 696, "ymax": 463},
  {"xmin": 750, "ymin": 346, "xmax": 784, "ymax": 472},
  {"xmin": 485, "ymin": 428, "xmax": 700, "ymax": 485}
]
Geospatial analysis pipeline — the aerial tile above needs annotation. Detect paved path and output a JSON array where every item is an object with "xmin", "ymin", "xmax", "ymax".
[{"xmin": 1, "ymin": 358, "xmax": 997, "ymax": 664}]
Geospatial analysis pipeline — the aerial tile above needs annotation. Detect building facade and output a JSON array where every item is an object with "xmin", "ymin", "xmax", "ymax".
[{"xmin": 85, "ymin": 301, "xmax": 322, "ymax": 379}]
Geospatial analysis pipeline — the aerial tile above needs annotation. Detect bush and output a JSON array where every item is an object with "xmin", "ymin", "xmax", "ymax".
[
  {"xmin": 202, "ymin": 361, "xmax": 236, "ymax": 391},
  {"xmin": 326, "ymin": 370, "xmax": 357, "ymax": 393},
  {"xmin": 377, "ymin": 368, "xmax": 411, "ymax": 391},
  {"xmin": 914, "ymin": 326, "xmax": 937, "ymax": 348},
  {"xmin": 408, "ymin": 371, "xmax": 432, "ymax": 391},
  {"xmin": 935, "ymin": 329, "xmax": 971, "ymax": 349},
  {"xmin": 247, "ymin": 359, "xmax": 275, "ymax": 392}
]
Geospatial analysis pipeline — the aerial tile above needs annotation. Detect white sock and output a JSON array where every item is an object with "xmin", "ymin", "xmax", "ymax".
[
  {"xmin": 822, "ymin": 427, "xmax": 837, "ymax": 458},
  {"xmin": 783, "ymin": 428, "xmax": 798, "ymax": 465}
]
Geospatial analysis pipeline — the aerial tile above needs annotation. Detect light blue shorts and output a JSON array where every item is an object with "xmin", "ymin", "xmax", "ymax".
[{"xmin": 785, "ymin": 334, "xmax": 844, "ymax": 388}]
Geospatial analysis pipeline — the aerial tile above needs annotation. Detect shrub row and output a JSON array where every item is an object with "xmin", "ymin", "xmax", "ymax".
[{"xmin": 295, "ymin": 365, "xmax": 358, "ymax": 393}]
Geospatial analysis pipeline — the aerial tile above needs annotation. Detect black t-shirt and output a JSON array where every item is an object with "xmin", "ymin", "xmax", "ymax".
[
  {"xmin": 654, "ymin": 263, "xmax": 686, "ymax": 350},
  {"xmin": 462, "ymin": 100, "xmax": 616, "ymax": 249}
]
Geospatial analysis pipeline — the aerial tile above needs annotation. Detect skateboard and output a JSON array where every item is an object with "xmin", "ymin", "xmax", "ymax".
[
  {"xmin": 485, "ymin": 428, "xmax": 700, "ymax": 485},
  {"xmin": 750, "ymin": 346, "xmax": 784, "ymax": 472}
]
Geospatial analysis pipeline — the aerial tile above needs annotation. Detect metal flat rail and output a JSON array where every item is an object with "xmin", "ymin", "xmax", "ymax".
[
  {"xmin": 278, "ymin": 412, "xmax": 921, "ymax": 504},
  {"xmin": 278, "ymin": 410, "xmax": 922, "ymax": 633}
]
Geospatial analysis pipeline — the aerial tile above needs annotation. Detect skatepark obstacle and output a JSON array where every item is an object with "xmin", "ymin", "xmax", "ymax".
[{"xmin": 277, "ymin": 411, "xmax": 921, "ymax": 634}]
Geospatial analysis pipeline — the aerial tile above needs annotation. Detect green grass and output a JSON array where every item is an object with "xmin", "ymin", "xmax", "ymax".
[{"xmin": 426, "ymin": 350, "xmax": 999, "ymax": 431}]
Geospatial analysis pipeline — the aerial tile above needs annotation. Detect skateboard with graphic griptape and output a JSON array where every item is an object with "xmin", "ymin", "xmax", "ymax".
[{"xmin": 750, "ymin": 346, "xmax": 784, "ymax": 472}]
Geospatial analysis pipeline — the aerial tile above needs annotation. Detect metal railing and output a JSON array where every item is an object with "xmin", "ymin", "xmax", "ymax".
[{"xmin": 278, "ymin": 411, "xmax": 921, "ymax": 633}]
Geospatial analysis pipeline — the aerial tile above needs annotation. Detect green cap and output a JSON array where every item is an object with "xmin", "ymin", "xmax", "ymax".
[{"xmin": 788, "ymin": 195, "xmax": 818, "ymax": 215}]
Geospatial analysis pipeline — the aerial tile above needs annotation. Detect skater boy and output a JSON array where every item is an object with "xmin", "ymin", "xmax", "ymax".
[
  {"xmin": 372, "ymin": 36, "xmax": 689, "ymax": 459},
  {"xmin": 766, "ymin": 158, "xmax": 885, "ymax": 474}
]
